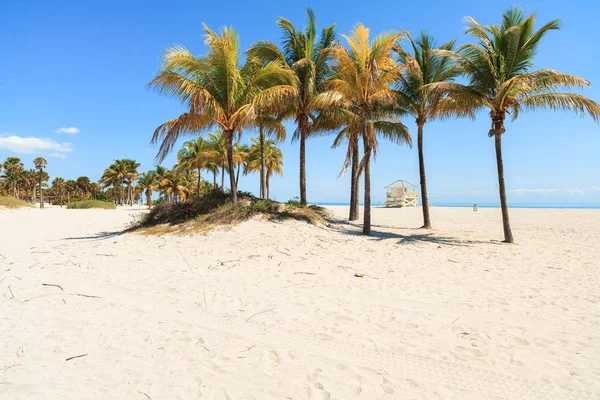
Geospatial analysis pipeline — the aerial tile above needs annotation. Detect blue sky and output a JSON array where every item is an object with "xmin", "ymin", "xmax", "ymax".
[{"xmin": 1, "ymin": 0, "xmax": 599, "ymax": 205}]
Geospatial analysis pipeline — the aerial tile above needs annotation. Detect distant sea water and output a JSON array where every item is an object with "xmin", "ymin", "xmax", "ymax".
[{"xmin": 316, "ymin": 202, "xmax": 600, "ymax": 210}]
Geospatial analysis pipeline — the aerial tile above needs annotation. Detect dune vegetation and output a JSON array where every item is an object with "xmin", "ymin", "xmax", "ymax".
[
  {"xmin": 129, "ymin": 190, "xmax": 326, "ymax": 234},
  {"xmin": 66, "ymin": 200, "xmax": 116, "ymax": 209},
  {"xmin": 0, "ymin": 196, "xmax": 32, "ymax": 209}
]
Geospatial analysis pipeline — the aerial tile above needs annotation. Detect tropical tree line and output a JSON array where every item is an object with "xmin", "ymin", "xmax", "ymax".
[
  {"xmin": 149, "ymin": 6, "xmax": 599, "ymax": 241},
  {"xmin": 0, "ymin": 156, "xmax": 103, "ymax": 206}
]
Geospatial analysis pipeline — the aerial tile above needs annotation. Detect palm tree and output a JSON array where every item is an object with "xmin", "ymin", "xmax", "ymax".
[
  {"xmin": 205, "ymin": 131, "xmax": 228, "ymax": 190},
  {"xmin": 316, "ymin": 24, "xmax": 410, "ymax": 235},
  {"xmin": 233, "ymin": 142, "xmax": 248, "ymax": 189},
  {"xmin": 177, "ymin": 137, "xmax": 210, "ymax": 196},
  {"xmin": 149, "ymin": 25, "xmax": 297, "ymax": 203},
  {"xmin": 90, "ymin": 182, "xmax": 100, "ymax": 199},
  {"xmin": 160, "ymin": 169, "xmax": 190, "ymax": 203},
  {"xmin": 154, "ymin": 165, "xmax": 168, "ymax": 199},
  {"xmin": 100, "ymin": 163, "xmax": 124, "ymax": 204},
  {"xmin": 122, "ymin": 159, "xmax": 140, "ymax": 205},
  {"xmin": 430, "ymin": 7, "xmax": 600, "ymax": 242},
  {"xmin": 248, "ymin": 8, "xmax": 336, "ymax": 205},
  {"xmin": 33, "ymin": 157, "xmax": 47, "ymax": 208},
  {"xmin": 65, "ymin": 180, "xmax": 77, "ymax": 203},
  {"xmin": 76, "ymin": 176, "xmax": 91, "ymax": 199},
  {"xmin": 395, "ymin": 32, "xmax": 473, "ymax": 229},
  {"xmin": 137, "ymin": 171, "xmax": 158, "ymax": 208},
  {"xmin": 2, "ymin": 157, "xmax": 24, "ymax": 198},
  {"xmin": 52, "ymin": 177, "xmax": 66, "ymax": 206}
]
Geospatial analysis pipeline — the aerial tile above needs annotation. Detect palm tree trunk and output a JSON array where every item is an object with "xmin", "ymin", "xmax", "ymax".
[
  {"xmin": 266, "ymin": 174, "xmax": 270, "ymax": 200},
  {"xmin": 259, "ymin": 127, "xmax": 266, "ymax": 199},
  {"xmin": 362, "ymin": 124, "xmax": 371, "ymax": 236},
  {"xmin": 235, "ymin": 163, "xmax": 241, "ymax": 188},
  {"xmin": 39, "ymin": 172, "xmax": 44, "ymax": 209},
  {"xmin": 60, "ymin": 192, "xmax": 63, "ymax": 207},
  {"xmin": 299, "ymin": 115, "xmax": 308, "ymax": 205},
  {"xmin": 417, "ymin": 123, "xmax": 431, "ymax": 228},
  {"xmin": 494, "ymin": 131, "xmax": 514, "ymax": 243},
  {"xmin": 225, "ymin": 131, "xmax": 238, "ymax": 203},
  {"xmin": 197, "ymin": 167, "xmax": 202, "ymax": 195},
  {"xmin": 349, "ymin": 134, "xmax": 360, "ymax": 221},
  {"xmin": 146, "ymin": 191, "xmax": 152, "ymax": 208},
  {"xmin": 221, "ymin": 166, "xmax": 225, "ymax": 190},
  {"xmin": 213, "ymin": 171, "xmax": 217, "ymax": 189}
]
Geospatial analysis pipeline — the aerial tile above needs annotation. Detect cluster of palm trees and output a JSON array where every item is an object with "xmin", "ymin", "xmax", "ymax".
[
  {"xmin": 149, "ymin": 7, "xmax": 599, "ymax": 241},
  {"xmin": 1, "ymin": 156, "xmax": 49, "ymax": 208},
  {"xmin": 134, "ymin": 132, "xmax": 284, "ymax": 208},
  {"xmin": 0, "ymin": 156, "xmax": 107, "ymax": 207}
]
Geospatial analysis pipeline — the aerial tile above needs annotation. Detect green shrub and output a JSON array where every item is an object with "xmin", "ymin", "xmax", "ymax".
[
  {"xmin": 286, "ymin": 196, "xmax": 306, "ymax": 208},
  {"xmin": 0, "ymin": 196, "xmax": 32, "ymax": 209},
  {"xmin": 66, "ymin": 200, "xmax": 116, "ymax": 209}
]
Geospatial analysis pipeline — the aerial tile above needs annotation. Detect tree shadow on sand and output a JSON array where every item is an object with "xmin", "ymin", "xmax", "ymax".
[
  {"xmin": 63, "ymin": 231, "xmax": 123, "ymax": 241},
  {"xmin": 325, "ymin": 217, "xmax": 499, "ymax": 247}
]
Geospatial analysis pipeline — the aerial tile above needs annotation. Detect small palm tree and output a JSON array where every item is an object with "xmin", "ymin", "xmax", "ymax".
[
  {"xmin": 161, "ymin": 169, "xmax": 190, "ymax": 203},
  {"xmin": 205, "ymin": 131, "xmax": 228, "ymax": 190},
  {"xmin": 149, "ymin": 25, "xmax": 297, "ymax": 203},
  {"xmin": 177, "ymin": 137, "xmax": 210, "ymax": 196},
  {"xmin": 316, "ymin": 24, "xmax": 410, "ymax": 235},
  {"xmin": 248, "ymin": 8, "xmax": 336, "ymax": 205},
  {"xmin": 52, "ymin": 177, "xmax": 66, "ymax": 206},
  {"xmin": 33, "ymin": 157, "xmax": 47, "ymax": 208},
  {"xmin": 76, "ymin": 176, "xmax": 91, "ymax": 199},
  {"xmin": 137, "ymin": 171, "xmax": 158, "ymax": 208},
  {"xmin": 245, "ymin": 137, "xmax": 283, "ymax": 199},
  {"xmin": 2, "ymin": 157, "xmax": 24, "ymax": 199},
  {"xmin": 395, "ymin": 32, "xmax": 473, "ymax": 229},
  {"xmin": 430, "ymin": 7, "xmax": 600, "ymax": 242},
  {"xmin": 233, "ymin": 142, "xmax": 248, "ymax": 189}
]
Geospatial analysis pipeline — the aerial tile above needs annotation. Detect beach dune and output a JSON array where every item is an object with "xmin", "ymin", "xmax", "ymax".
[{"xmin": 1, "ymin": 205, "xmax": 598, "ymax": 399}]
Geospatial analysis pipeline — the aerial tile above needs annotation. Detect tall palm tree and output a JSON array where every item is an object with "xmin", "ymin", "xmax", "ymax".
[
  {"xmin": 395, "ymin": 32, "xmax": 473, "ymax": 229},
  {"xmin": 123, "ymin": 159, "xmax": 141, "ymax": 205},
  {"xmin": 149, "ymin": 25, "xmax": 297, "ymax": 203},
  {"xmin": 137, "ymin": 171, "xmax": 158, "ymax": 208},
  {"xmin": 33, "ymin": 157, "xmax": 47, "ymax": 208},
  {"xmin": 430, "ymin": 7, "xmax": 600, "ymax": 242},
  {"xmin": 2, "ymin": 157, "xmax": 24, "ymax": 199},
  {"xmin": 177, "ymin": 137, "xmax": 210, "ymax": 196},
  {"xmin": 316, "ymin": 24, "xmax": 410, "ymax": 235},
  {"xmin": 248, "ymin": 8, "xmax": 336, "ymax": 205},
  {"xmin": 52, "ymin": 177, "xmax": 65, "ymax": 206}
]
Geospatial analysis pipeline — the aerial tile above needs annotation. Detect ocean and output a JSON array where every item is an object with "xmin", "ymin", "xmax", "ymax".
[{"xmin": 316, "ymin": 202, "xmax": 600, "ymax": 209}]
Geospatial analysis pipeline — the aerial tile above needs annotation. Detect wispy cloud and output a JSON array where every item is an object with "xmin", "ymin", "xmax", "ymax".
[
  {"xmin": 0, "ymin": 135, "xmax": 74, "ymax": 155},
  {"xmin": 54, "ymin": 127, "xmax": 80, "ymax": 134},
  {"xmin": 48, "ymin": 152, "xmax": 67, "ymax": 159}
]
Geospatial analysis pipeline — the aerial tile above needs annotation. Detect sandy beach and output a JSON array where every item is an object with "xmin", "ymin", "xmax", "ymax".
[{"xmin": 1, "ymin": 205, "xmax": 599, "ymax": 399}]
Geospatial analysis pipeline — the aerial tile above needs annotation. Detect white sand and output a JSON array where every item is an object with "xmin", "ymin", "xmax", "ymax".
[{"xmin": 1, "ymin": 205, "xmax": 599, "ymax": 399}]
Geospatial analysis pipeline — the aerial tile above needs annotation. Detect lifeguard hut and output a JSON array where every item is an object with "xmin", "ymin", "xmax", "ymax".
[{"xmin": 384, "ymin": 180, "xmax": 419, "ymax": 207}]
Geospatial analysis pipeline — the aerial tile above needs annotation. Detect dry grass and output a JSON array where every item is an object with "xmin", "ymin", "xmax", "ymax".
[
  {"xmin": 0, "ymin": 196, "xmax": 33, "ymax": 209},
  {"xmin": 67, "ymin": 200, "xmax": 116, "ymax": 209},
  {"xmin": 129, "ymin": 190, "xmax": 328, "ymax": 235}
]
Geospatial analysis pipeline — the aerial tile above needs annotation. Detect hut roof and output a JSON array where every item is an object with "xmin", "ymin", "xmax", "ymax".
[{"xmin": 384, "ymin": 180, "xmax": 417, "ymax": 189}]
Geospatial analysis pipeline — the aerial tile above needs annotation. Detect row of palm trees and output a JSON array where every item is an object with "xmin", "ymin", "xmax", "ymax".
[
  {"xmin": 149, "ymin": 7, "xmax": 599, "ymax": 241},
  {"xmin": 0, "ymin": 156, "xmax": 106, "ymax": 206}
]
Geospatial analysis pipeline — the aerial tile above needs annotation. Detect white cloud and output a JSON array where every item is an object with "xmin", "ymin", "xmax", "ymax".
[
  {"xmin": 54, "ymin": 127, "xmax": 80, "ymax": 134},
  {"xmin": 0, "ymin": 135, "xmax": 74, "ymax": 155},
  {"xmin": 48, "ymin": 152, "xmax": 67, "ymax": 159}
]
